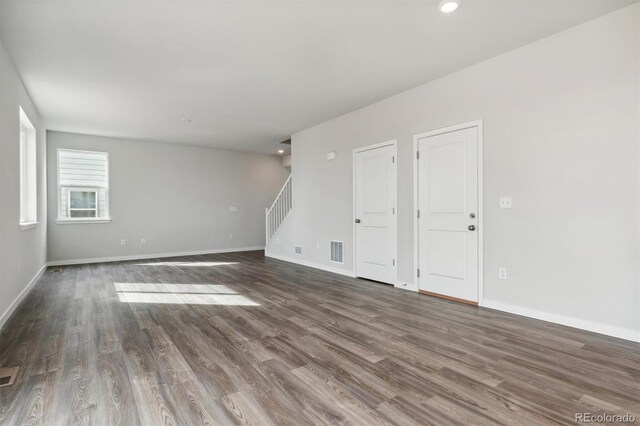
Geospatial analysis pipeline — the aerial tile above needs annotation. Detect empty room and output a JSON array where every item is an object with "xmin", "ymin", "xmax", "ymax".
[{"xmin": 0, "ymin": 0, "xmax": 638, "ymax": 424}]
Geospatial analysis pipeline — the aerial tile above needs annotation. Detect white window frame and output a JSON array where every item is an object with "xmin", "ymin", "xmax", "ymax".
[
  {"xmin": 19, "ymin": 107, "xmax": 38, "ymax": 231},
  {"xmin": 57, "ymin": 148, "xmax": 111, "ymax": 224},
  {"xmin": 67, "ymin": 188, "xmax": 99, "ymax": 219}
]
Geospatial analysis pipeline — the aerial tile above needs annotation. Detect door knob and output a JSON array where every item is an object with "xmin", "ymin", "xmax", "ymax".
[
  {"xmin": 355, "ymin": 219, "xmax": 361, "ymax": 223},
  {"xmin": 468, "ymin": 225, "xmax": 476, "ymax": 231}
]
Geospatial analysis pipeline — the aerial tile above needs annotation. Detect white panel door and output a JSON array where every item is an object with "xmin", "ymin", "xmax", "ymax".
[
  {"xmin": 418, "ymin": 127, "xmax": 478, "ymax": 302},
  {"xmin": 355, "ymin": 143, "xmax": 396, "ymax": 284}
]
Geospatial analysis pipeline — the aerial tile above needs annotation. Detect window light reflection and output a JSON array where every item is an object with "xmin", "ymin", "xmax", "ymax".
[
  {"xmin": 113, "ymin": 282, "xmax": 259, "ymax": 306},
  {"xmin": 133, "ymin": 261, "xmax": 239, "ymax": 267}
]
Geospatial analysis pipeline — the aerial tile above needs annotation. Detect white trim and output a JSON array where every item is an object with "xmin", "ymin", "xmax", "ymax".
[
  {"xmin": 19, "ymin": 106, "xmax": 37, "ymax": 226},
  {"xmin": 67, "ymin": 188, "xmax": 98, "ymax": 218},
  {"xmin": 265, "ymin": 175, "xmax": 293, "ymax": 244},
  {"xmin": 416, "ymin": 135, "xmax": 420, "ymax": 291},
  {"xmin": 19, "ymin": 222, "xmax": 39, "ymax": 231},
  {"xmin": 352, "ymin": 139, "xmax": 398, "ymax": 286},
  {"xmin": 478, "ymin": 123, "xmax": 484, "ymax": 306},
  {"xmin": 47, "ymin": 246, "xmax": 265, "ymax": 266},
  {"xmin": 413, "ymin": 137, "xmax": 419, "ymax": 293},
  {"xmin": 57, "ymin": 218, "xmax": 112, "ymax": 225},
  {"xmin": 265, "ymin": 207, "xmax": 293, "ymax": 244},
  {"xmin": 5, "ymin": 258, "xmax": 634, "ymax": 342},
  {"xmin": 482, "ymin": 299, "xmax": 640, "ymax": 343},
  {"xmin": 267, "ymin": 174, "xmax": 292, "ymax": 213},
  {"xmin": 413, "ymin": 120, "xmax": 484, "ymax": 301},
  {"xmin": 353, "ymin": 139, "xmax": 398, "ymax": 154},
  {"xmin": 0, "ymin": 264, "xmax": 47, "ymax": 331},
  {"xmin": 57, "ymin": 148, "xmax": 110, "ymax": 222},
  {"xmin": 266, "ymin": 252, "xmax": 356, "ymax": 277}
]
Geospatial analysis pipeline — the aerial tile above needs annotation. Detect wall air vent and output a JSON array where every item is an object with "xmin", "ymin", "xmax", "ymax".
[
  {"xmin": 294, "ymin": 246, "xmax": 303, "ymax": 255},
  {"xmin": 330, "ymin": 241, "xmax": 344, "ymax": 263}
]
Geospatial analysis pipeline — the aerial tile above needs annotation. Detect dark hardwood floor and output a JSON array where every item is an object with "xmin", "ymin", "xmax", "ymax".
[{"xmin": 0, "ymin": 250, "xmax": 638, "ymax": 425}]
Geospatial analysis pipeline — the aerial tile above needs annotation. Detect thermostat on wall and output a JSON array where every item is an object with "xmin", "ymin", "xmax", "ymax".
[{"xmin": 327, "ymin": 151, "xmax": 337, "ymax": 161}]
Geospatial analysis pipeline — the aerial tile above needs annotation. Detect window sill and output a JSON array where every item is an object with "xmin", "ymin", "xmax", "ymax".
[
  {"xmin": 19, "ymin": 222, "xmax": 39, "ymax": 231},
  {"xmin": 57, "ymin": 218, "xmax": 112, "ymax": 225}
]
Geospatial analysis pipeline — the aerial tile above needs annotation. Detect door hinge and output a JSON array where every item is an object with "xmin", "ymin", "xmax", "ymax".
[
  {"xmin": 417, "ymin": 209, "xmax": 420, "ymax": 219},
  {"xmin": 392, "ymin": 155, "xmax": 395, "ymax": 163},
  {"xmin": 393, "ymin": 259, "xmax": 395, "ymax": 266},
  {"xmin": 417, "ymin": 268, "xmax": 420, "ymax": 277},
  {"xmin": 416, "ymin": 151, "xmax": 420, "ymax": 160},
  {"xmin": 392, "ymin": 207, "xmax": 395, "ymax": 215}
]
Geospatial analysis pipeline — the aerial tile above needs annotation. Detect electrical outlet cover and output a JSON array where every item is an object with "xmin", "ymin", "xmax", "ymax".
[
  {"xmin": 498, "ymin": 267, "xmax": 508, "ymax": 280},
  {"xmin": 499, "ymin": 196, "xmax": 512, "ymax": 209}
]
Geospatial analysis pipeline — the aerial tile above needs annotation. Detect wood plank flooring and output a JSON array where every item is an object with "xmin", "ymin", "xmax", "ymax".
[{"xmin": 0, "ymin": 250, "xmax": 638, "ymax": 425}]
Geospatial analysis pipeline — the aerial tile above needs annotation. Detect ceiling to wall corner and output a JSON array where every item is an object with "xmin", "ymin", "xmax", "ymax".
[{"xmin": 0, "ymin": 0, "xmax": 635, "ymax": 153}]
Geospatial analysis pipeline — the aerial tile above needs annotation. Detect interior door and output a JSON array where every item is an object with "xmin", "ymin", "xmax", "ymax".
[
  {"xmin": 418, "ymin": 127, "xmax": 478, "ymax": 302},
  {"xmin": 354, "ymin": 143, "xmax": 397, "ymax": 285}
]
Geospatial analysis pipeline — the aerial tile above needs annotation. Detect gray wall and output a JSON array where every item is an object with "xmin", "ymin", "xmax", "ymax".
[
  {"xmin": 47, "ymin": 131, "xmax": 289, "ymax": 263},
  {"xmin": 267, "ymin": 5, "xmax": 640, "ymax": 337},
  {"xmin": 0, "ymin": 39, "xmax": 47, "ymax": 327}
]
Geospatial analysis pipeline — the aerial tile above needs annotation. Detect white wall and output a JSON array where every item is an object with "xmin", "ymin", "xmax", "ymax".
[
  {"xmin": 0, "ymin": 39, "xmax": 47, "ymax": 329},
  {"xmin": 47, "ymin": 131, "xmax": 289, "ymax": 263},
  {"xmin": 267, "ymin": 5, "xmax": 640, "ymax": 339}
]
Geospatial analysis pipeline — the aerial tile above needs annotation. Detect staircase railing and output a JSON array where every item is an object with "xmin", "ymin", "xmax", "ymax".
[{"xmin": 265, "ymin": 175, "xmax": 292, "ymax": 245}]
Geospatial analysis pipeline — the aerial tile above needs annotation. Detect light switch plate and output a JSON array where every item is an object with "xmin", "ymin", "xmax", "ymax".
[
  {"xmin": 327, "ymin": 151, "xmax": 337, "ymax": 161},
  {"xmin": 228, "ymin": 206, "xmax": 238, "ymax": 212},
  {"xmin": 499, "ymin": 196, "xmax": 512, "ymax": 209}
]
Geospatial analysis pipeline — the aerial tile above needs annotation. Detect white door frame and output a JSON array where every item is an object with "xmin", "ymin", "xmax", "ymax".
[
  {"xmin": 353, "ymin": 139, "xmax": 398, "ymax": 285},
  {"xmin": 413, "ymin": 120, "xmax": 484, "ymax": 304}
]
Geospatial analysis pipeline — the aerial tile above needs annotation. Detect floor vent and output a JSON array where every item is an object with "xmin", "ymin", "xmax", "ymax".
[
  {"xmin": 294, "ymin": 246, "xmax": 303, "ymax": 255},
  {"xmin": 0, "ymin": 367, "xmax": 19, "ymax": 387},
  {"xmin": 51, "ymin": 267, "xmax": 63, "ymax": 273},
  {"xmin": 330, "ymin": 241, "xmax": 344, "ymax": 263}
]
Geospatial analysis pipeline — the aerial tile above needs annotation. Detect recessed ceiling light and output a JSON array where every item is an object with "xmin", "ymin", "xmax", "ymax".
[
  {"xmin": 278, "ymin": 149, "xmax": 285, "ymax": 154},
  {"xmin": 181, "ymin": 118, "xmax": 191, "ymax": 123},
  {"xmin": 439, "ymin": 0, "xmax": 460, "ymax": 13}
]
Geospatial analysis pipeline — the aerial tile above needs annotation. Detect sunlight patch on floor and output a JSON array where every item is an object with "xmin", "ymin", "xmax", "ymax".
[
  {"xmin": 116, "ymin": 292, "xmax": 260, "ymax": 305},
  {"xmin": 133, "ymin": 261, "xmax": 239, "ymax": 267},
  {"xmin": 114, "ymin": 282, "xmax": 237, "ymax": 294},
  {"xmin": 113, "ymin": 282, "xmax": 259, "ymax": 305}
]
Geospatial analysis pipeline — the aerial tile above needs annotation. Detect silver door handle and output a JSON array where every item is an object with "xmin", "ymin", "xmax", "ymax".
[
  {"xmin": 355, "ymin": 219, "xmax": 361, "ymax": 224},
  {"xmin": 468, "ymin": 225, "xmax": 476, "ymax": 231}
]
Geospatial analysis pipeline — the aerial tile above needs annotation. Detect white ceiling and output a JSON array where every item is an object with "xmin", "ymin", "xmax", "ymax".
[{"xmin": 0, "ymin": 0, "xmax": 635, "ymax": 153}]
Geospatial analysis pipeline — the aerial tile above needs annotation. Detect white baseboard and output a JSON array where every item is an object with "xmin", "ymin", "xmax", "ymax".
[
  {"xmin": 48, "ymin": 246, "xmax": 265, "ymax": 266},
  {"xmin": 395, "ymin": 282, "xmax": 418, "ymax": 292},
  {"xmin": 265, "ymin": 252, "xmax": 356, "ymax": 278},
  {"xmin": 482, "ymin": 299, "xmax": 640, "ymax": 343},
  {"xmin": 9, "ymin": 255, "xmax": 637, "ymax": 344},
  {"xmin": 0, "ymin": 264, "xmax": 47, "ymax": 331}
]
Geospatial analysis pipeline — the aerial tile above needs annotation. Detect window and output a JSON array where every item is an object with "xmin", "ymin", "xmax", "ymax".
[
  {"xmin": 57, "ymin": 149, "xmax": 110, "ymax": 223},
  {"xmin": 68, "ymin": 189, "xmax": 97, "ymax": 218},
  {"xmin": 19, "ymin": 107, "xmax": 37, "ymax": 230}
]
